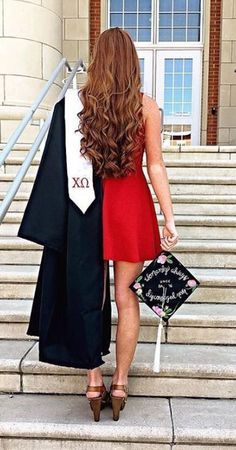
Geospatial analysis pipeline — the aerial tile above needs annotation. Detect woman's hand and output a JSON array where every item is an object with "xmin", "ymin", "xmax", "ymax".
[{"xmin": 160, "ymin": 220, "xmax": 179, "ymax": 251}]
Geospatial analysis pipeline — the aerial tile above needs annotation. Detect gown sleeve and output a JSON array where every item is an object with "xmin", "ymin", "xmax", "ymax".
[{"xmin": 17, "ymin": 97, "xmax": 68, "ymax": 253}]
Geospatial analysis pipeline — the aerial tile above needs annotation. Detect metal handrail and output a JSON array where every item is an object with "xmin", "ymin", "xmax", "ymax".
[{"xmin": 0, "ymin": 58, "xmax": 84, "ymax": 223}]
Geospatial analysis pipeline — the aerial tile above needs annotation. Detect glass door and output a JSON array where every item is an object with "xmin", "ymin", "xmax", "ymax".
[
  {"xmin": 156, "ymin": 50, "xmax": 202, "ymax": 145},
  {"xmin": 137, "ymin": 51, "xmax": 153, "ymax": 96}
]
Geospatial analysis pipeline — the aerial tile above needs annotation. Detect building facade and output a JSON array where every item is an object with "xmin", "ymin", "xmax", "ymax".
[{"xmin": 0, "ymin": 0, "xmax": 235, "ymax": 146}]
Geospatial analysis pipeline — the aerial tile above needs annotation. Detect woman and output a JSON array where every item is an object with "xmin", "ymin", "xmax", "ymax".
[{"xmin": 78, "ymin": 27, "xmax": 179, "ymax": 421}]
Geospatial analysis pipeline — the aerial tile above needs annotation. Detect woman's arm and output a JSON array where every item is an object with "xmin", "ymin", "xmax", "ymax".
[{"xmin": 143, "ymin": 95, "xmax": 179, "ymax": 250}]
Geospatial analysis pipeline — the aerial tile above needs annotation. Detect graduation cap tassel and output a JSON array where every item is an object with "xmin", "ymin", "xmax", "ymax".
[{"xmin": 153, "ymin": 317, "xmax": 163, "ymax": 373}]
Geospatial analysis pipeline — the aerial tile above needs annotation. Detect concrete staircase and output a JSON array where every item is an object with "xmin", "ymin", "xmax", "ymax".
[{"xmin": 0, "ymin": 144, "xmax": 236, "ymax": 448}]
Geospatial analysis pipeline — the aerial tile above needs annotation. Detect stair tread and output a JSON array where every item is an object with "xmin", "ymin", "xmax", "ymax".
[
  {"xmin": 0, "ymin": 394, "xmax": 235, "ymax": 445},
  {"xmin": 0, "ymin": 339, "xmax": 235, "ymax": 378},
  {"xmin": 3, "ymin": 212, "xmax": 236, "ymax": 225},
  {"xmin": 4, "ymin": 155, "xmax": 236, "ymax": 167},
  {"xmin": 0, "ymin": 300, "xmax": 235, "ymax": 327},
  {"xmin": 2, "ymin": 191, "xmax": 236, "ymax": 203},
  {"xmin": 0, "ymin": 265, "xmax": 235, "ymax": 287},
  {"xmin": 2, "ymin": 173, "xmax": 236, "ymax": 183},
  {"xmin": 1, "ymin": 237, "xmax": 236, "ymax": 253}
]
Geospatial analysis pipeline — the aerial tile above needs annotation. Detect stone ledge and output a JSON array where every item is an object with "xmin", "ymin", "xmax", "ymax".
[
  {"xmin": 21, "ymin": 341, "xmax": 236, "ymax": 380},
  {"xmin": 2, "ymin": 237, "xmax": 236, "ymax": 253},
  {"xmin": 4, "ymin": 155, "xmax": 236, "ymax": 168},
  {"xmin": 2, "ymin": 191, "xmax": 236, "ymax": 204},
  {"xmin": 0, "ymin": 265, "xmax": 236, "ymax": 287},
  {"xmin": 3, "ymin": 212, "xmax": 236, "ymax": 226},
  {"xmin": 0, "ymin": 394, "xmax": 235, "ymax": 446},
  {"xmin": 0, "ymin": 340, "xmax": 236, "ymax": 397},
  {"xmin": 0, "ymin": 299, "xmax": 235, "ymax": 329},
  {"xmin": 2, "ymin": 173, "xmax": 236, "ymax": 185},
  {"xmin": 0, "ymin": 340, "xmax": 235, "ymax": 381}
]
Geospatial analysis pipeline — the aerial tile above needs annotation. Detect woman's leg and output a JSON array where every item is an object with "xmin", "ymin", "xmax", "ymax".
[{"xmin": 111, "ymin": 260, "xmax": 144, "ymax": 396}]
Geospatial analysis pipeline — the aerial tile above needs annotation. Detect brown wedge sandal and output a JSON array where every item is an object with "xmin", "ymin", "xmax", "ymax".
[
  {"xmin": 86, "ymin": 383, "xmax": 110, "ymax": 421},
  {"xmin": 109, "ymin": 383, "xmax": 129, "ymax": 421}
]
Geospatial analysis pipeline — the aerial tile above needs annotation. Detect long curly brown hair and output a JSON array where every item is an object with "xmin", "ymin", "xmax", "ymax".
[{"xmin": 76, "ymin": 27, "xmax": 145, "ymax": 179}]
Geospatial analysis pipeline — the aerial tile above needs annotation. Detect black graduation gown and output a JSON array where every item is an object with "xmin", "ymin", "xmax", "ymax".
[{"xmin": 17, "ymin": 96, "xmax": 111, "ymax": 370}]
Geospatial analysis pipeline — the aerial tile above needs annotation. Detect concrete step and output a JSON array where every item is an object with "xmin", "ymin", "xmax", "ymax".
[
  {"xmin": 1, "ymin": 213, "xmax": 236, "ymax": 240},
  {"xmin": 3, "ymin": 155, "xmax": 236, "ymax": 176},
  {"xmin": 1, "ymin": 142, "xmax": 235, "ymax": 152},
  {"xmin": 0, "ymin": 339, "xmax": 235, "ymax": 398},
  {"xmin": 162, "ymin": 145, "xmax": 236, "ymax": 154},
  {"xmin": 0, "ymin": 237, "xmax": 236, "ymax": 268},
  {"xmin": 4, "ymin": 155, "xmax": 236, "ymax": 167},
  {"xmin": 0, "ymin": 299, "xmax": 235, "ymax": 345},
  {"xmin": 0, "ymin": 265, "xmax": 235, "ymax": 303},
  {"xmin": 168, "ymin": 195, "xmax": 236, "ymax": 216},
  {"xmin": 2, "ymin": 191, "xmax": 236, "ymax": 216},
  {"xmin": 0, "ymin": 394, "xmax": 235, "ymax": 448},
  {"xmin": 1, "ymin": 173, "xmax": 236, "ymax": 196}
]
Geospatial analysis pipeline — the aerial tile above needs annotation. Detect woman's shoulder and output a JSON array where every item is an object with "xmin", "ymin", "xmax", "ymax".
[{"xmin": 142, "ymin": 93, "xmax": 160, "ymax": 126}]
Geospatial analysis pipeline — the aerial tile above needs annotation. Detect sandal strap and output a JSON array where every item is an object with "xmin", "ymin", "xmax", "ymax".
[
  {"xmin": 86, "ymin": 384, "xmax": 105, "ymax": 393},
  {"xmin": 110, "ymin": 383, "xmax": 128, "ymax": 393}
]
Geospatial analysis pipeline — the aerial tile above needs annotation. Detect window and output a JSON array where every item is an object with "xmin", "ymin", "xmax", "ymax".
[
  {"xmin": 109, "ymin": 0, "xmax": 152, "ymax": 42},
  {"xmin": 164, "ymin": 58, "xmax": 193, "ymax": 116},
  {"xmin": 159, "ymin": 0, "xmax": 201, "ymax": 42}
]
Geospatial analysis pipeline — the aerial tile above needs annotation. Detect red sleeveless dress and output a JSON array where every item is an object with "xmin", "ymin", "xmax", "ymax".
[{"xmin": 102, "ymin": 95, "xmax": 162, "ymax": 262}]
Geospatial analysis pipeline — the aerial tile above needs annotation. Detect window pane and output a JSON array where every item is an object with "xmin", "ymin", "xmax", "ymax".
[
  {"xmin": 184, "ymin": 74, "xmax": 192, "ymax": 87},
  {"xmin": 188, "ymin": 13, "xmax": 200, "ymax": 26},
  {"xmin": 188, "ymin": 0, "xmax": 201, "ymax": 11},
  {"xmin": 184, "ymin": 89, "xmax": 192, "ymax": 102},
  {"xmin": 124, "ymin": 0, "xmax": 137, "ymax": 10},
  {"xmin": 138, "ymin": 28, "xmax": 151, "ymax": 41},
  {"xmin": 164, "ymin": 103, "xmax": 173, "ymax": 115},
  {"xmin": 183, "ymin": 103, "xmax": 191, "ymax": 114},
  {"xmin": 110, "ymin": 0, "xmax": 123, "ymax": 11},
  {"xmin": 160, "ymin": 0, "xmax": 172, "ymax": 12},
  {"xmin": 173, "ymin": 28, "xmax": 186, "ymax": 41},
  {"xmin": 174, "ymin": 103, "xmax": 182, "ymax": 114},
  {"xmin": 174, "ymin": 89, "xmax": 182, "ymax": 102},
  {"xmin": 174, "ymin": 59, "xmax": 183, "ymax": 72},
  {"xmin": 139, "ymin": 0, "xmax": 151, "ymax": 11},
  {"xmin": 174, "ymin": 0, "xmax": 186, "ymax": 11},
  {"xmin": 110, "ymin": 13, "xmax": 122, "ymax": 26},
  {"xmin": 139, "ymin": 58, "xmax": 145, "ymax": 72},
  {"xmin": 165, "ymin": 88, "xmax": 173, "ymax": 102},
  {"xmin": 165, "ymin": 59, "xmax": 174, "ymax": 72},
  {"xmin": 174, "ymin": 74, "xmax": 182, "ymax": 87},
  {"xmin": 159, "ymin": 28, "xmax": 172, "ymax": 41},
  {"xmin": 124, "ymin": 13, "xmax": 137, "ymax": 26},
  {"xmin": 173, "ymin": 13, "xmax": 186, "ymax": 26},
  {"xmin": 187, "ymin": 28, "xmax": 200, "ymax": 41},
  {"xmin": 184, "ymin": 59, "xmax": 193, "ymax": 72},
  {"xmin": 139, "ymin": 13, "xmax": 151, "ymax": 26},
  {"xmin": 125, "ymin": 28, "xmax": 137, "ymax": 40},
  {"xmin": 165, "ymin": 74, "xmax": 173, "ymax": 87},
  {"xmin": 159, "ymin": 13, "xmax": 172, "ymax": 26}
]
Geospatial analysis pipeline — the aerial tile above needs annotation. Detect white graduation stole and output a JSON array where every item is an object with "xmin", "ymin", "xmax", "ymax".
[{"xmin": 64, "ymin": 89, "xmax": 95, "ymax": 214}]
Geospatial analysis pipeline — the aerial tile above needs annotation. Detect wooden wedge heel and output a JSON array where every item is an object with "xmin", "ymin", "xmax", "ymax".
[
  {"xmin": 86, "ymin": 383, "xmax": 110, "ymax": 421},
  {"xmin": 109, "ymin": 383, "xmax": 129, "ymax": 421}
]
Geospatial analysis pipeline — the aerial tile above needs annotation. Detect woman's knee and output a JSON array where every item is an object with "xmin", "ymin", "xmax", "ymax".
[{"xmin": 113, "ymin": 260, "xmax": 144, "ymax": 309}]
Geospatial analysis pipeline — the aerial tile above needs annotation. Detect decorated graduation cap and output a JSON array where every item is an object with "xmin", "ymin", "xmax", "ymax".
[
  {"xmin": 129, "ymin": 250, "xmax": 200, "ymax": 372},
  {"xmin": 64, "ymin": 88, "xmax": 96, "ymax": 214}
]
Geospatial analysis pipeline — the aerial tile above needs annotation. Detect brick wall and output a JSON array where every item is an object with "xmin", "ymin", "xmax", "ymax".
[
  {"xmin": 218, "ymin": 0, "xmax": 236, "ymax": 145},
  {"xmin": 90, "ymin": 0, "xmax": 101, "ymax": 60},
  {"xmin": 206, "ymin": 0, "xmax": 222, "ymax": 145}
]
